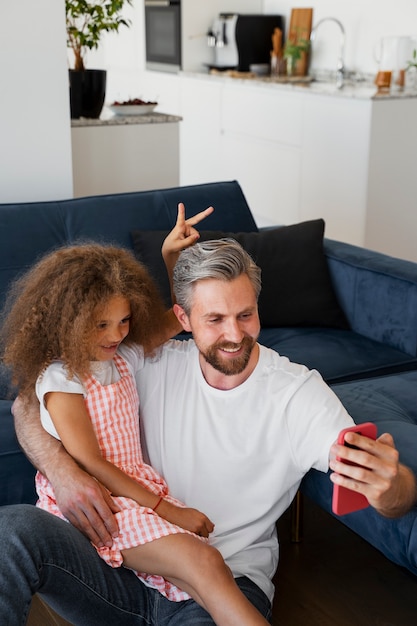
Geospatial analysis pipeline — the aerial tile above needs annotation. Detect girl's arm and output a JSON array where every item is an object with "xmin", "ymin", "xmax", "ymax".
[
  {"xmin": 145, "ymin": 202, "xmax": 215, "ymax": 353},
  {"xmin": 162, "ymin": 202, "xmax": 214, "ymax": 303},
  {"xmin": 46, "ymin": 391, "xmax": 214, "ymax": 537}
]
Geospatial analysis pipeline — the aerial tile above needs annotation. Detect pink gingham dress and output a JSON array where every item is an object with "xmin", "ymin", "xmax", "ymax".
[{"xmin": 36, "ymin": 352, "xmax": 204, "ymax": 601}]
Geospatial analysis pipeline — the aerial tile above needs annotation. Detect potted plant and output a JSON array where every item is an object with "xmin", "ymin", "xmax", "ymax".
[
  {"xmin": 283, "ymin": 37, "xmax": 310, "ymax": 77},
  {"xmin": 66, "ymin": 0, "xmax": 133, "ymax": 119}
]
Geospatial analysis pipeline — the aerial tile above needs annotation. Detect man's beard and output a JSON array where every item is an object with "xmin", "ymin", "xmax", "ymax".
[{"xmin": 201, "ymin": 336, "xmax": 256, "ymax": 376}]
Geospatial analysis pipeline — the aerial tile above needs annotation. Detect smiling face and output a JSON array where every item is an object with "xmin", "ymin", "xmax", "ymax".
[
  {"xmin": 90, "ymin": 295, "xmax": 131, "ymax": 361},
  {"xmin": 174, "ymin": 274, "xmax": 260, "ymax": 389}
]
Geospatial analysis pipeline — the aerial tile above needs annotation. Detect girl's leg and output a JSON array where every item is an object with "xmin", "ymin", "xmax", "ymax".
[{"xmin": 122, "ymin": 534, "xmax": 270, "ymax": 626}]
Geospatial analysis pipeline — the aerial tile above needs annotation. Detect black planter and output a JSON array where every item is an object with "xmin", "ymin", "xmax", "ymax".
[{"xmin": 69, "ymin": 69, "xmax": 107, "ymax": 119}]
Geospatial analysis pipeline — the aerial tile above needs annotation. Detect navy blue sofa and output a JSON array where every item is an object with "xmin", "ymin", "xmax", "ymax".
[{"xmin": 1, "ymin": 180, "xmax": 417, "ymax": 580}]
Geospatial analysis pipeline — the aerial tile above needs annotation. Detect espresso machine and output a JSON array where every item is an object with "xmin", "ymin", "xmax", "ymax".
[{"xmin": 207, "ymin": 13, "xmax": 284, "ymax": 71}]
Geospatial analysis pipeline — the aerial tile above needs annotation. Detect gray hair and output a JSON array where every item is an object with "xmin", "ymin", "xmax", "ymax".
[{"xmin": 173, "ymin": 238, "xmax": 262, "ymax": 314}]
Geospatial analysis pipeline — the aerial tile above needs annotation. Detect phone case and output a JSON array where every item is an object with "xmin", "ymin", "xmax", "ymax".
[{"xmin": 332, "ymin": 422, "xmax": 377, "ymax": 516}]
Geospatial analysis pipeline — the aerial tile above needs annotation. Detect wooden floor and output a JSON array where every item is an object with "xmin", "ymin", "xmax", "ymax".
[
  {"xmin": 28, "ymin": 497, "xmax": 417, "ymax": 625},
  {"xmin": 272, "ymin": 497, "xmax": 417, "ymax": 625}
]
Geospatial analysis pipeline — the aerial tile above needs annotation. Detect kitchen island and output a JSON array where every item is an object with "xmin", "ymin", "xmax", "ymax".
[{"xmin": 71, "ymin": 111, "xmax": 182, "ymax": 198}]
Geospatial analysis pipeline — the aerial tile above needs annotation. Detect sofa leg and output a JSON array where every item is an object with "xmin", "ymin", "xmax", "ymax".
[{"xmin": 290, "ymin": 490, "xmax": 304, "ymax": 543}]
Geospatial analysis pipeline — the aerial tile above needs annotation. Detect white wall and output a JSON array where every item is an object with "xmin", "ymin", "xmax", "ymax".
[{"xmin": 0, "ymin": 0, "xmax": 73, "ymax": 202}]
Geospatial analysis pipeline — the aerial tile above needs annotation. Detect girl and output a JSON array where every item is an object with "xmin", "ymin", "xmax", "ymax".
[{"xmin": 1, "ymin": 209, "xmax": 269, "ymax": 626}]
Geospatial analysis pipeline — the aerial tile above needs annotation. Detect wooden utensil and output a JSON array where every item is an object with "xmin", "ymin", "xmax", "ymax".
[{"xmin": 272, "ymin": 27, "xmax": 283, "ymax": 58}]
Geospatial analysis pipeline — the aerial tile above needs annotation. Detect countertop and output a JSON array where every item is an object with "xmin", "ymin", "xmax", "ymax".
[
  {"xmin": 182, "ymin": 70, "xmax": 417, "ymax": 101},
  {"xmin": 71, "ymin": 110, "xmax": 182, "ymax": 128}
]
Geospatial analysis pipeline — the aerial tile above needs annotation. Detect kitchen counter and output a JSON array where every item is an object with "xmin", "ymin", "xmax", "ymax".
[
  {"xmin": 71, "ymin": 110, "xmax": 181, "ymax": 196},
  {"xmin": 182, "ymin": 70, "xmax": 417, "ymax": 101},
  {"xmin": 71, "ymin": 110, "xmax": 182, "ymax": 127}
]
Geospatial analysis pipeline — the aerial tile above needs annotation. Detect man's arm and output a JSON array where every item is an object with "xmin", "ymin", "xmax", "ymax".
[
  {"xmin": 12, "ymin": 397, "xmax": 119, "ymax": 547},
  {"xmin": 329, "ymin": 431, "xmax": 417, "ymax": 518}
]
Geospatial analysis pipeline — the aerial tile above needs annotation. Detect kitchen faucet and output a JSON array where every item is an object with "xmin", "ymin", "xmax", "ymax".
[{"xmin": 310, "ymin": 17, "xmax": 345, "ymax": 88}]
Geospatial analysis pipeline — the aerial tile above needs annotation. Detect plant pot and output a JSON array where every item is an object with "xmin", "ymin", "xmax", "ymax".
[{"xmin": 69, "ymin": 69, "xmax": 107, "ymax": 119}]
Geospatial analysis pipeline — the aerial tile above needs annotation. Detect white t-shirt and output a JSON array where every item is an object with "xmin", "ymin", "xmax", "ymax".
[
  {"xmin": 137, "ymin": 339, "xmax": 353, "ymax": 603},
  {"xmin": 36, "ymin": 344, "xmax": 144, "ymax": 439}
]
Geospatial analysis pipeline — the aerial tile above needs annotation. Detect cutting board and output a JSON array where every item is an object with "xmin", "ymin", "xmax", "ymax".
[{"xmin": 288, "ymin": 8, "xmax": 313, "ymax": 76}]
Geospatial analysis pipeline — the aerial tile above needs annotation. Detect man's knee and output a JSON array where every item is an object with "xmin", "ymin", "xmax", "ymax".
[
  {"xmin": 1, "ymin": 503, "xmax": 39, "ymax": 532},
  {"xmin": 1, "ymin": 504, "xmax": 54, "ymax": 538},
  {"xmin": 1, "ymin": 504, "xmax": 81, "ymax": 565}
]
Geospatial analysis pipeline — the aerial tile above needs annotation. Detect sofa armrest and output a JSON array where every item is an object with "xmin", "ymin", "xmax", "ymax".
[{"xmin": 324, "ymin": 239, "xmax": 417, "ymax": 356}]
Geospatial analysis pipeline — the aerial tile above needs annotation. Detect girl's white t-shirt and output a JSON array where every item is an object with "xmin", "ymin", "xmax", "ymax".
[{"xmin": 36, "ymin": 344, "xmax": 144, "ymax": 439}]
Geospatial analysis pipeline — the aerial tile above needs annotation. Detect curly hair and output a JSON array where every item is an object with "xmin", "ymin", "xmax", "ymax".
[{"xmin": 0, "ymin": 243, "xmax": 167, "ymax": 402}]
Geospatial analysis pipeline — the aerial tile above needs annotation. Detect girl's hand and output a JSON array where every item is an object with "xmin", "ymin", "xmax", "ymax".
[
  {"xmin": 162, "ymin": 202, "xmax": 214, "ymax": 304},
  {"xmin": 162, "ymin": 202, "xmax": 214, "ymax": 261},
  {"xmin": 156, "ymin": 499, "xmax": 215, "ymax": 538}
]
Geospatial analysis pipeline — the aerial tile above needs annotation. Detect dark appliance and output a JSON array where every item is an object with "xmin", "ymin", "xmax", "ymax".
[
  {"xmin": 208, "ymin": 13, "xmax": 284, "ymax": 72},
  {"xmin": 145, "ymin": 0, "xmax": 181, "ymax": 72}
]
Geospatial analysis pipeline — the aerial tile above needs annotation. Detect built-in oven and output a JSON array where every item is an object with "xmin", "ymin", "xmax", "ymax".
[{"xmin": 144, "ymin": 0, "xmax": 181, "ymax": 72}]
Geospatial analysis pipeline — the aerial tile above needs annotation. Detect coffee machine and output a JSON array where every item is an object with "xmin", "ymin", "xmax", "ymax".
[{"xmin": 207, "ymin": 13, "xmax": 284, "ymax": 71}]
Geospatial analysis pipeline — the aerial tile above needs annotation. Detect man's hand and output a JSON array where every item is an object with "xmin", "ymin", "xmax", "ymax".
[
  {"xmin": 53, "ymin": 464, "xmax": 120, "ymax": 547},
  {"xmin": 13, "ymin": 396, "xmax": 120, "ymax": 547},
  {"xmin": 329, "ymin": 431, "xmax": 417, "ymax": 518}
]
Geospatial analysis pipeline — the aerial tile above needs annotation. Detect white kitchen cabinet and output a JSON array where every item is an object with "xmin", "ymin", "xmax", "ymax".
[
  {"xmin": 176, "ymin": 76, "xmax": 306, "ymax": 225},
  {"xmin": 177, "ymin": 76, "xmax": 375, "ymax": 237},
  {"xmin": 300, "ymin": 94, "xmax": 372, "ymax": 244},
  {"xmin": 364, "ymin": 98, "xmax": 417, "ymax": 262},
  {"xmin": 178, "ymin": 75, "xmax": 417, "ymax": 258},
  {"xmin": 219, "ymin": 83, "xmax": 304, "ymax": 225},
  {"xmin": 179, "ymin": 76, "xmax": 224, "ymax": 184}
]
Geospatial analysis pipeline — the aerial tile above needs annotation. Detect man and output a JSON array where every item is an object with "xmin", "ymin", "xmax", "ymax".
[{"xmin": 1, "ymin": 232, "xmax": 415, "ymax": 625}]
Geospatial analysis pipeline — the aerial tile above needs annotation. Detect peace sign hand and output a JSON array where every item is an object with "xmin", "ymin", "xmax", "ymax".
[
  {"xmin": 161, "ymin": 202, "xmax": 214, "ymax": 304},
  {"xmin": 162, "ymin": 202, "xmax": 214, "ymax": 257}
]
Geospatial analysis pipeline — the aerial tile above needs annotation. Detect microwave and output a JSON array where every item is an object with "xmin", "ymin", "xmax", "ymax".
[{"xmin": 145, "ymin": 0, "xmax": 181, "ymax": 72}]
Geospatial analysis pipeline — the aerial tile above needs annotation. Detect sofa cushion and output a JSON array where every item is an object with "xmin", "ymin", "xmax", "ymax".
[
  {"xmin": 65, "ymin": 180, "xmax": 258, "ymax": 250},
  {"xmin": 324, "ymin": 238, "xmax": 417, "ymax": 357},
  {"xmin": 331, "ymin": 370, "xmax": 417, "ymax": 430},
  {"xmin": 258, "ymin": 327, "xmax": 417, "ymax": 384},
  {"xmin": 0, "ymin": 203, "xmax": 68, "ymax": 305},
  {"xmin": 0, "ymin": 400, "xmax": 36, "ymax": 505},
  {"xmin": 131, "ymin": 219, "xmax": 349, "ymax": 329}
]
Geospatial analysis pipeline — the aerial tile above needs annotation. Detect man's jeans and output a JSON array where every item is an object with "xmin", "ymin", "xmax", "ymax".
[{"xmin": 0, "ymin": 505, "xmax": 272, "ymax": 625}]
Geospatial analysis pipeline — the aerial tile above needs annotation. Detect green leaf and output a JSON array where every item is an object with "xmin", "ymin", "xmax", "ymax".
[{"xmin": 66, "ymin": 0, "xmax": 133, "ymax": 70}]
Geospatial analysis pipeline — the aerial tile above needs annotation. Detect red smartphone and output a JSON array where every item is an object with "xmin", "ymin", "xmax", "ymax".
[{"xmin": 331, "ymin": 422, "xmax": 377, "ymax": 516}]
